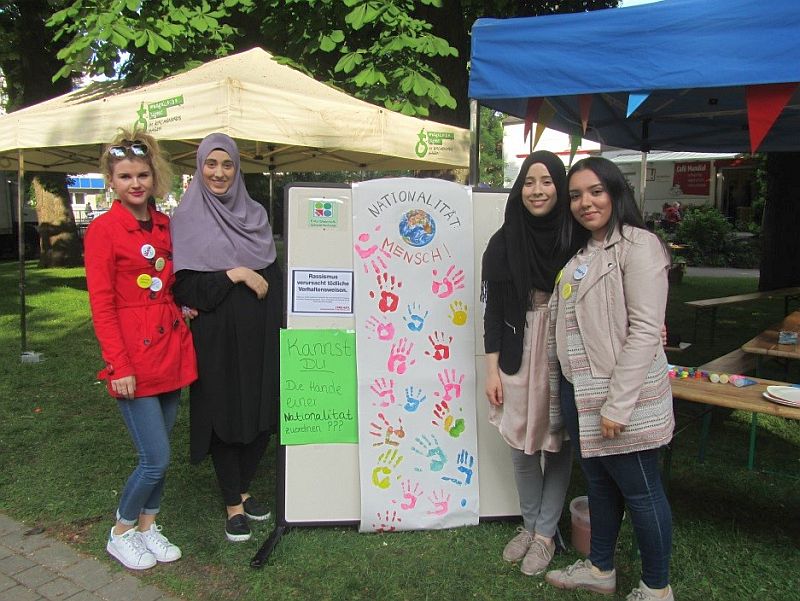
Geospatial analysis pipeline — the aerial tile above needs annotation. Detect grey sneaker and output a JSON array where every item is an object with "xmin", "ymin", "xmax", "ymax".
[
  {"xmin": 545, "ymin": 559, "xmax": 616, "ymax": 595},
  {"xmin": 627, "ymin": 582, "xmax": 674, "ymax": 601},
  {"xmin": 106, "ymin": 527, "xmax": 157, "ymax": 570},
  {"xmin": 521, "ymin": 537, "xmax": 555, "ymax": 576},
  {"xmin": 502, "ymin": 527, "xmax": 534, "ymax": 562}
]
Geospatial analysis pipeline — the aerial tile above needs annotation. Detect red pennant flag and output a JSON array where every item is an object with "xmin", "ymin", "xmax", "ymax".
[
  {"xmin": 746, "ymin": 82, "xmax": 798, "ymax": 153},
  {"xmin": 578, "ymin": 95, "xmax": 593, "ymax": 135},
  {"xmin": 524, "ymin": 98, "xmax": 543, "ymax": 143}
]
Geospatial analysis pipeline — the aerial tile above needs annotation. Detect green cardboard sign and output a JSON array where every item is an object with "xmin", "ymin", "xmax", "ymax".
[{"xmin": 279, "ymin": 329, "xmax": 358, "ymax": 445}]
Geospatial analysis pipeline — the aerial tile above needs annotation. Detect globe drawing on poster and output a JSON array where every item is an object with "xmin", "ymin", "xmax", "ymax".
[
  {"xmin": 398, "ymin": 209, "xmax": 437, "ymax": 247},
  {"xmin": 352, "ymin": 178, "xmax": 478, "ymax": 533}
]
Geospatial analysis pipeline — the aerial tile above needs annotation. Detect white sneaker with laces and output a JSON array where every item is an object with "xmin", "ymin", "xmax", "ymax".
[
  {"xmin": 139, "ymin": 524, "xmax": 182, "ymax": 562},
  {"xmin": 106, "ymin": 527, "xmax": 157, "ymax": 570}
]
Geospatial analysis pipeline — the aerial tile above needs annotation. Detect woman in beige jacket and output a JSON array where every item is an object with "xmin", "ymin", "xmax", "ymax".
[{"xmin": 544, "ymin": 157, "xmax": 675, "ymax": 601}]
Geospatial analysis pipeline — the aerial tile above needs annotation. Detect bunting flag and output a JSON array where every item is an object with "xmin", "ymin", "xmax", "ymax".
[
  {"xmin": 568, "ymin": 132, "xmax": 582, "ymax": 167},
  {"xmin": 523, "ymin": 97, "xmax": 543, "ymax": 142},
  {"xmin": 746, "ymin": 82, "xmax": 798, "ymax": 153},
  {"xmin": 578, "ymin": 94, "xmax": 593, "ymax": 135},
  {"xmin": 626, "ymin": 91, "xmax": 650, "ymax": 117},
  {"xmin": 533, "ymin": 101, "xmax": 556, "ymax": 149}
]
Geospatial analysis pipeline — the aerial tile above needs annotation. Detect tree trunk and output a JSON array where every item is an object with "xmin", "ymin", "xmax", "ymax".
[
  {"xmin": 759, "ymin": 152, "xmax": 800, "ymax": 290},
  {"xmin": 31, "ymin": 174, "xmax": 83, "ymax": 267}
]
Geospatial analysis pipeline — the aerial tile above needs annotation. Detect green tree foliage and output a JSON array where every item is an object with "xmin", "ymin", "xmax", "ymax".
[
  {"xmin": 478, "ymin": 107, "xmax": 503, "ymax": 187},
  {"xmin": 47, "ymin": 0, "xmax": 618, "ymax": 125}
]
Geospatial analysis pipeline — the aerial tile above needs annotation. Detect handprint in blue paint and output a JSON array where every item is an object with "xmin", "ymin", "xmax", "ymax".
[
  {"xmin": 441, "ymin": 449, "xmax": 475, "ymax": 486},
  {"xmin": 403, "ymin": 302, "xmax": 429, "ymax": 332},
  {"xmin": 411, "ymin": 434, "xmax": 447, "ymax": 472},
  {"xmin": 403, "ymin": 386, "xmax": 427, "ymax": 413}
]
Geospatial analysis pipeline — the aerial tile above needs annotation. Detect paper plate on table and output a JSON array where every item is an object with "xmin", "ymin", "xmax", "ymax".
[
  {"xmin": 762, "ymin": 392, "xmax": 800, "ymax": 407},
  {"xmin": 766, "ymin": 386, "xmax": 800, "ymax": 403}
]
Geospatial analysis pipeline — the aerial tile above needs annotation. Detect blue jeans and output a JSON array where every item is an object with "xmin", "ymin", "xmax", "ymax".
[
  {"xmin": 560, "ymin": 377, "xmax": 672, "ymax": 588},
  {"xmin": 116, "ymin": 391, "xmax": 180, "ymax": 525}
]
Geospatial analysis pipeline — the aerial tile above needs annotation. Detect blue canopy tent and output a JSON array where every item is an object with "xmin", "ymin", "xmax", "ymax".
[{"xmin": 468, "ymin": 0, "xmax": 800, "ymax": 178}]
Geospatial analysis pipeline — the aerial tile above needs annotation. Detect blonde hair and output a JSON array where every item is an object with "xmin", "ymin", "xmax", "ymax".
[{"xmin": 100, "ymin": 128, "xmax": 173, "ymax": 199}]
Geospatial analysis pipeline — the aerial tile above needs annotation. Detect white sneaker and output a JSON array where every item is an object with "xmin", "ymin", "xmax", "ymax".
[
  {"xmin": 106, "ymin": 527, "xmax": 157, "ymax": 570},
  {"xmin": 139, "ymin": 524, "xmax": 182, "ymax": 563}
]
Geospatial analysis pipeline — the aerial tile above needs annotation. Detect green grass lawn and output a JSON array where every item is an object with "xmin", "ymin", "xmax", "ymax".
[{"xmin": 1, "ymin": 262, "xmax": 798, "ymax": 601}]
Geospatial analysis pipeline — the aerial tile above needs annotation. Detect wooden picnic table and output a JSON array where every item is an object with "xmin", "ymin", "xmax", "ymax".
[
  {"xmin": 685, "ymin": 286, "xmax": 800, "ymax": 343},
  {"xmin": 741, "ymin": 310, "xmax": 800, "ymax": 377},
  {"xmin": 670, "ymin": 375, "xmax": 800, "ymax": 470}
]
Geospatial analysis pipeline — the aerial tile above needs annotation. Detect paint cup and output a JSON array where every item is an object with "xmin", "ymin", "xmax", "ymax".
[{"xmin": 569, "ymin": 495, "xmax": 591, "ymax": 557}]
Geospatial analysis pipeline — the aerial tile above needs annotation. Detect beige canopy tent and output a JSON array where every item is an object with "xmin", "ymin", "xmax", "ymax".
[
  {"xmin": 0, "ymin": 47, "xmax": 469, "ymax": 173},
  {"xmin": 2, "ymin": 47, "xmax": 469, "ymax": 356}
]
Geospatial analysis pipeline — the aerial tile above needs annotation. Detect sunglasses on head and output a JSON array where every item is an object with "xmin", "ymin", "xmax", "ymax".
[{"xmin": 108, "ymin": 140, "xmax": 149, "ymax": 159}]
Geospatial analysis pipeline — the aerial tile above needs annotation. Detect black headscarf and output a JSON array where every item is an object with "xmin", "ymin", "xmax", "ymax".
[{"xmin": 481, "ymin": 150, "xmax": 573, "ymax": 306}]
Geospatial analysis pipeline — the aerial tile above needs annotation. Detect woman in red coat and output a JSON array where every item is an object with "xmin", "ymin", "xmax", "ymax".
[{"xmin": 84, "ymin": 130, "xmax": 197, "ymax": 570}]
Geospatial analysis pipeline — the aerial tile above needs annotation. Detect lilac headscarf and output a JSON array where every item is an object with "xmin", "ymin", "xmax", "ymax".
[{"xmin": 171, "ymin": 133, "xmax": 276, "ymax": 272}]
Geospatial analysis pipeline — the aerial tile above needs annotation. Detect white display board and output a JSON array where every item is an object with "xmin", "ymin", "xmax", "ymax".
[{"xmin": 284, "ymin": 183, "xmax": 516, "ymax": 524}]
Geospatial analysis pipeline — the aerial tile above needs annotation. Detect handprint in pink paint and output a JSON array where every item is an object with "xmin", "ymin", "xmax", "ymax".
[
  {"xmin": 371, "ymin": 448, "xmax": 403, "ymax": 490},
  {"xmin": 403, "ymin": 302, "xmax": 429, "ymax": 332},
  {"xmin": 387, "ymin": 337, "xmax": 416, "ymax": 375},
  {"xmin": 432, "ymin": 399, "xmax": 466, "ymax": 439},
  {"xmin": 369, "ymin": 272, "xmax": 402, "ymax": 313},
  {"xmin": 431, "ymin": 265, "xmax": 465, "ymax": 299},
  {"xmin": 426, "ymin": 489, "xmax": 451, "ymax": 516},
  {"xmin": 448, "ymin": 300, "xmax": 469, "ymax": 326},
  {"xmin": 369, "ymin": 412, "xmax": 405, "ymax": 447},
  {"xmin": 365, "ymin": 315, "xmax": 395, "ymax": 342},
  {"xmin": 433, "ymin": 368, "xmax": 465, "ymax": 402},
  {"xmin": 370, "ymin": 377, "xmax": 396, "ymax": 408},
  {"xmin": 397, "ymin": 480, "xmax": 423, "ymax": 510},
  {"xmin": 354, "ymin": 226, "xmax": 391, "ymax": 274},
  {"xmin": 372, "ymin": 509, "xmax": 402, "ymax": 533},
  {"xmin": 424, "ymin": 330, "xmax": 453, "ymax": 361}
]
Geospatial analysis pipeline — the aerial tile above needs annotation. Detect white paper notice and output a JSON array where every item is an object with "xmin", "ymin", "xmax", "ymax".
[{"xmin": 290, "ymin": 269, "xmax": 354, "ymax": 316}]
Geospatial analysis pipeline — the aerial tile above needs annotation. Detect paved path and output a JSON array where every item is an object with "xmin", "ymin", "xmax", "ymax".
[{"xmin": 0, "ymin": 513, "xmax": 181, "ymax": 601}]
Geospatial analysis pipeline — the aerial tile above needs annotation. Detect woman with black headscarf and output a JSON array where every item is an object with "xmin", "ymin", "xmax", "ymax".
[
  {"xmin": 171, "ymin": 133, "xmax": 282, "ymax": 543},
  {"xmin": 481, "ymin": 151, "xmax": 578, "ymax": 577}
]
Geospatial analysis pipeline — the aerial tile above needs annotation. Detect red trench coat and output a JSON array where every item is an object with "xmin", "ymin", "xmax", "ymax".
[{"xmin": 85, "ymin": 201, "xmax": 197, "ymax": 398}]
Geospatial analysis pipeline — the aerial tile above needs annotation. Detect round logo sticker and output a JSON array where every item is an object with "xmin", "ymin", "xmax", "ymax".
[
  {"xmin": 561, "ymin": 282, "xmax": 573, "ymax": 300},
  {"xmin": 154, "ymin": 257, "xmax": 166, "ymax": 272},
  {"xmin": 149, "ymin": 277, "xmax": 163, "ymax": 292},
  {"xmin": 140, "ymin": 244, "xmax": 156, "ymax": 259},
  {"xmin": 136, "ymin": 274, "xmax": 153, "ymax": 289}
]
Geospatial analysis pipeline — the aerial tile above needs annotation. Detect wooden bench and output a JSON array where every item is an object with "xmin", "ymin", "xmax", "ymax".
[
  {"xmin": 699, "ymin": 348, "xmax": 757, "ymax": 375},
  {"xmin": 670, "ymin": 375, "xmax": 800, "ymax": 470},
  {"xmin": 685, "ymin": 286, "xmax": 800, "ymax": 342}
]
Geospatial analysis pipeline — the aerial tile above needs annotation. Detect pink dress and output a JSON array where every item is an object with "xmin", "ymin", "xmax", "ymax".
[{"xmin": 489, "ymin": 289, "xmax": 563, "ymax": 455}]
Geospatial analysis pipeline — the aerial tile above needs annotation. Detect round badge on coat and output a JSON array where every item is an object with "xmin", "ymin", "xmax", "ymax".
[
  {"xmin": 154, "ymin": 257, "xmax": 166, "ymax": 271},
  {"xmin": 561, "ymin": 282, "xmax": 573, "ymax": 300},
  {"xmin": 140, "ymin": 244, "xmax": 156, "ymax": 259},
  {"xmin": 149, "ymin": 277, "xmax": 163, "ymax": 292},
  {"xmin": 136, "ymin": 274, "xmax": 153, "ymax": 289},
  {"xmin": 574, "ymin": 264, "xmax": 589, "ymax": 280}
]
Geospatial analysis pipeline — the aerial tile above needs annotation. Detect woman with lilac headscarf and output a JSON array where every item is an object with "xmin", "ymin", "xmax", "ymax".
[{"xmin": 171, "ymin": 133, "xmax": 282, "ymax": 542}]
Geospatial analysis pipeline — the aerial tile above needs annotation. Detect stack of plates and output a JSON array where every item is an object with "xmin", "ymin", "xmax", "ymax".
[{"xmin": 762, "ymin": 386, "xmax": 800, "ymax": 407}]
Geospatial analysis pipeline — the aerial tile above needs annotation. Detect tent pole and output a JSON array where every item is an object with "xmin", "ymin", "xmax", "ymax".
[
  {"xmin": 469, "ymin": 99, "xmax": 479, "ymax": 187},
  {"xmin": 17, "ymin": 149, "xmax": 27, "ymax": 355},
  {"xmin": 638, "ymin": 150, "xmax": 648, "ymax": 216}
]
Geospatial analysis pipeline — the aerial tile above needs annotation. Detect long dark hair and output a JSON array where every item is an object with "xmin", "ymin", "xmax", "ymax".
[{"xmin": 559, "ymin": 156, "xmax": 651, "ymax": 253}]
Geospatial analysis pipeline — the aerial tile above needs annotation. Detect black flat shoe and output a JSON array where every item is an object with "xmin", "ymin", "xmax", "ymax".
[
  {"xmin": 225, "ymin": 514, "xmax": 251, "ymax": 542},
  {"xmin": 243, "ymin": 497, "xmax": 271, "ymax": 521}
]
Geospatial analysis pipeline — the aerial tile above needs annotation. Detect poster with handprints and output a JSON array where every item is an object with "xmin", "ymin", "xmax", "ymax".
[{"xmin": 352, "ymin": 178, "xmax": 478, "ymax": 532}]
